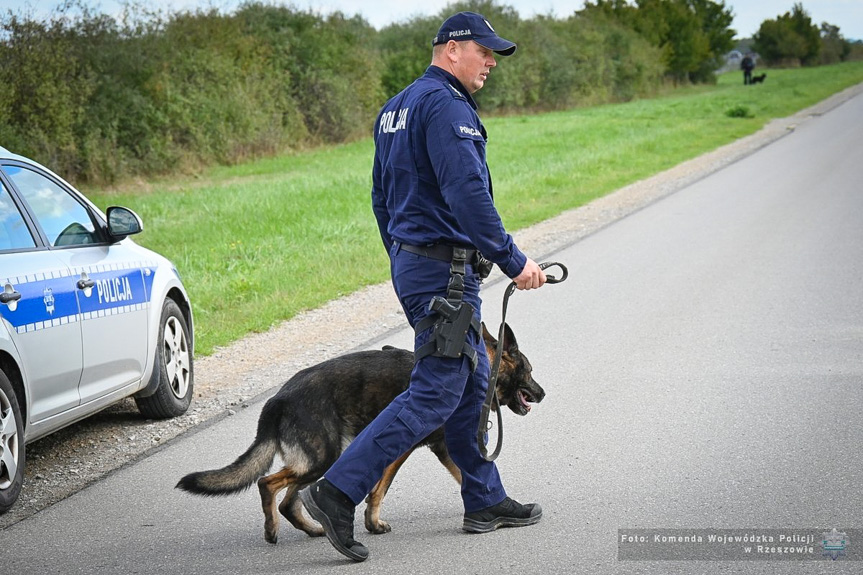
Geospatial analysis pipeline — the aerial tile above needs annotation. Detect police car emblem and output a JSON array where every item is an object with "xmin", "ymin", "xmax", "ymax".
[{"xmin": 43, "ymin": 287, "xmax": 55, "ymax": 315}]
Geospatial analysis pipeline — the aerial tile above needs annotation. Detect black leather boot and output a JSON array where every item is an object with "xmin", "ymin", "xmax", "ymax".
[
  {"xmin": 463, "ymin": 497, "xmax": 542, "ymax": 533},
  {"xmin": 300, "ymin": 479, "xmax": 369, "ymax": 561}
]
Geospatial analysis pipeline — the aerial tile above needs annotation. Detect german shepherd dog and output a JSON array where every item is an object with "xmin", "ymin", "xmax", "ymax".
[{"xmin": 176, "ymin": 323, "xmax": 544, "ymax": 544}]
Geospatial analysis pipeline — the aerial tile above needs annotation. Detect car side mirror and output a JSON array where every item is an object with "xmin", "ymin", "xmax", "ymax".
[{"xmin": 106, "ymin": 206, "xmax": 144, "ymax": 242}]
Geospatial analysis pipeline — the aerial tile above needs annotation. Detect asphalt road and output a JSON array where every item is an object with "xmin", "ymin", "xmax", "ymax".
[{"xmin": 3, "ymin": 91, "xmax": 862, "ymax": 574}]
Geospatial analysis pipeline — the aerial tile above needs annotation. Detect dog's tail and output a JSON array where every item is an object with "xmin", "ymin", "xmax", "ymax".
[{"xmin": 176, "ymin": 436, "xmax": 278, "ymax": 496}]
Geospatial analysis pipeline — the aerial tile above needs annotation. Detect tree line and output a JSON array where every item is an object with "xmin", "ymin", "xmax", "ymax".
[
  {"xmin": 0, "ymin": 0, "xmax": 857, "ymax": 184},
  {"xmin": 752, "ymin": 2, "xmax": 857, "ymax": 66}
]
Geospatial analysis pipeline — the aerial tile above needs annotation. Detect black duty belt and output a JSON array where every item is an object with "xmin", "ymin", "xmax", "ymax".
[{"xmin": 396, "ymin": 242, "xmax": 479, "ymax": 265}]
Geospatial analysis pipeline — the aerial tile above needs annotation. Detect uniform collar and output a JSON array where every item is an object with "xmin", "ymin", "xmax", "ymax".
[{"xmin": 425, "ymin": 65, "xmax": 478, "ymax": 110}]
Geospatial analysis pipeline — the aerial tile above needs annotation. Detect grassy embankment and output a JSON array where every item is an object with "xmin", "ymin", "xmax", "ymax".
[{"xmin": 88, "ymin": 62, "xmax": 863, "ymax": 355}]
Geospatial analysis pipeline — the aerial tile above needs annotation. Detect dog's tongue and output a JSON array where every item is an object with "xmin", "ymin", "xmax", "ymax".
[{"xmin": 518, "ymin": 391, "xmax": 532, "ymax": 411}]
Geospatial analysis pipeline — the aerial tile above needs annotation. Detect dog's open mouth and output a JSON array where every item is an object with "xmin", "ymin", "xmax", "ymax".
[{"xmin": 517, "ymin": 389, "xmax": 536, "ymax": 413}]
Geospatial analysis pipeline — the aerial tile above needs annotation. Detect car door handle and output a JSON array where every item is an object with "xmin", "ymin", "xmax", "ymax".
[
  {"xmin": 0, "ymin": 290, "xmax": 22, "ymax": 304},
  {"xmin": 77, "ymin": 278, "xmax": 96, "ymax": 290}
]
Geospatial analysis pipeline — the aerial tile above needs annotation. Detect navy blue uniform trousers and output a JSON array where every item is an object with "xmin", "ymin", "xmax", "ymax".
[{"xmin": 325, "ymin": 245, "xmax": 507, "ymax": 513}]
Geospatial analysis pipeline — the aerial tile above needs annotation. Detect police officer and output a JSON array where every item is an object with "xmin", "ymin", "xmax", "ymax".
[
  {"xmin": 301, "ymin": 11, "xmax": 546, "ymax": 562},
  {"xmin": 742, "ymin": 53, "xmax": 755, "ymax": 85}
]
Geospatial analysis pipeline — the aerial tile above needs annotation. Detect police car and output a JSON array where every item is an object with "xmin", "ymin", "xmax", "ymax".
[{"xmin": 0, "ymin": 146, "xmax": 194, "ymax": 513}]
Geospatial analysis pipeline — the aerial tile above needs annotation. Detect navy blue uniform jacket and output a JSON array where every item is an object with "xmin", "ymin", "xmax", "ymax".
[{"xmin": 371, "ymin": 65, "xmax": 527, "ymax": 279}]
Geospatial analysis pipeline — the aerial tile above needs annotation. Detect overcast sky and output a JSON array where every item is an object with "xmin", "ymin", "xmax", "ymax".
[{"xmin": 3, "ymin": 0, "xmax": 862, "ymax": 40}]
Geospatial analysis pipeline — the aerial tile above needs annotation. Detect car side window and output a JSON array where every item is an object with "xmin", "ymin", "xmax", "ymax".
[
  {"xmin": 0, "ymin": 180, "xmax": 36, "ymax": 251},
  {"xmin": 4, "ymin": 165, "xmax": 101, "ymax": 247}
]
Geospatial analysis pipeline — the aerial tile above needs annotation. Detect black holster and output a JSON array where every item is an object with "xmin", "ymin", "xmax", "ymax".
[
  {"xmin": 430, "ymin": 296, "xmax": 478, "ymax": 354},
  {"xmin": 414, "ymin": 247, "xmax": 481, "ymax": 371}
]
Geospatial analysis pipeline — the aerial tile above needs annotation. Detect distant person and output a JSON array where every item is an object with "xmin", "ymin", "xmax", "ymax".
[{"xmin": 741, "ymin": 53, "xmax": 755, "ymax": 85}]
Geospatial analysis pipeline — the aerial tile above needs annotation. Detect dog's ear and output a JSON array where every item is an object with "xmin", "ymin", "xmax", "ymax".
[
  {"xmin": 502, "ymin": 323, "xmax": 518, "ymax": 353},
  {"xmin": 482, "ymin": 322, "xmax": 496, "ymax": 345}
]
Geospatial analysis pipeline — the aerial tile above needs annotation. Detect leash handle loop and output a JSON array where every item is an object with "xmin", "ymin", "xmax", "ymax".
[{"xmin": 539, "ymin": 261, "xmax": 568, "ymax": 284}]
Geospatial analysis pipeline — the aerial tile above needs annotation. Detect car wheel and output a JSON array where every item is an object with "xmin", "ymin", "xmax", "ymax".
[
  {"xmin": 135, "ymin": 299, "xmax": 193, "ymax": 419},
  {"xmin": 0, "ymin": 370, "xmax": 25, "ymax": 514}
]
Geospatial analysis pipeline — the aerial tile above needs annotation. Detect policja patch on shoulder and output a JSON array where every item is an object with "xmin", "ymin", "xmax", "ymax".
[{"xmin": 452, "ymin": 122, "xmax": 485, "ymax": 141}]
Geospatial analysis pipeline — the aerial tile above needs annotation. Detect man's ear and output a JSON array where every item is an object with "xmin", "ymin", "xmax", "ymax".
[{"xmin": 445, "ymin": 39, "xmax": 460, "ymax": 63}]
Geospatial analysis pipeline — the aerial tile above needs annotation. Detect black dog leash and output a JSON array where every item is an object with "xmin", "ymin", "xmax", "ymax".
[{"xmin": 478, "ymin": 262, "xmax": 568, "ymax": 462}]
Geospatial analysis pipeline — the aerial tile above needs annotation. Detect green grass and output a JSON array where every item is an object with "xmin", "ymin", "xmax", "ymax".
[{"xmin": 87, "ymin": 61, "xmax": 863, "ymax": 355}]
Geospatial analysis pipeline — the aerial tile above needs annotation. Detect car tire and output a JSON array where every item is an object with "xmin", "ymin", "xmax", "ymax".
[
  {"xmin": 135, "ymin": 299, "xmax": 193, "ymax": 419},
  {"xmin": 0, "ymin": 370, "xmax": 25, "ymax": 514}
]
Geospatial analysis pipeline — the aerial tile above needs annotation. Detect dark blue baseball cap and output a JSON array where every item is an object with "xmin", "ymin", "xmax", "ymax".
[{"xmin": 432, "ymin": 11, "xmax": 517, "ymax": 56}]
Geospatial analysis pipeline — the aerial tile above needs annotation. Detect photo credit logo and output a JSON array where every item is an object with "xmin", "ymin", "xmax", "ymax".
[{"xmin": 618, "ymin": 528, "xmax": 860, "ymax": 561}]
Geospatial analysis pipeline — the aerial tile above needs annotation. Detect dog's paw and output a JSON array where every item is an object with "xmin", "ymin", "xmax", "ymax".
[{"xmin": 366, "ymin": 519, "xmax": 392, "ymax": 534}]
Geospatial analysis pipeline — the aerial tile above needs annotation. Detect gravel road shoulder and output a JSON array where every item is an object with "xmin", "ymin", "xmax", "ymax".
[{"xmin": 3, "ymin": 83, "xmax": 861, "ymax": 529}]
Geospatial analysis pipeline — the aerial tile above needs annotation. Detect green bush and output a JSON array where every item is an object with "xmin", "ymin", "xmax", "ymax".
[{"xmin": 725, "ymin": 105, "xmax": 754, "ymax": 118}]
